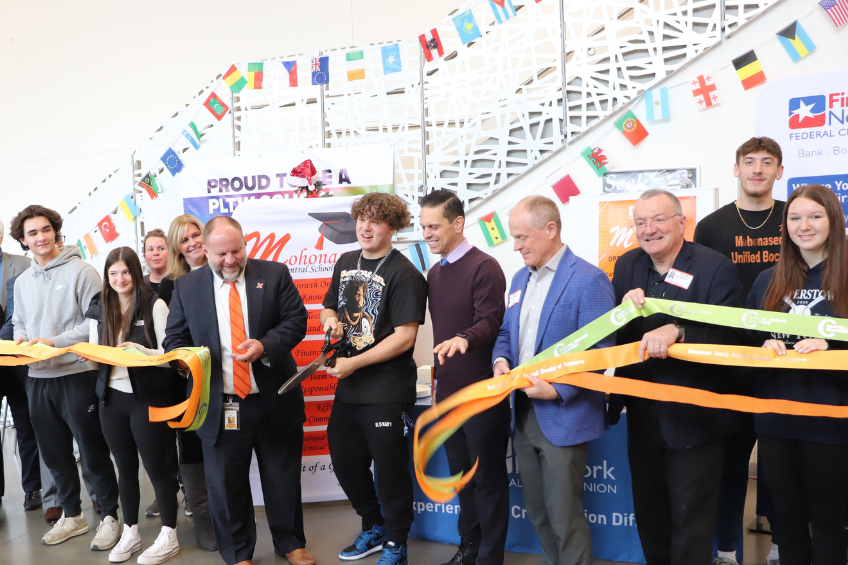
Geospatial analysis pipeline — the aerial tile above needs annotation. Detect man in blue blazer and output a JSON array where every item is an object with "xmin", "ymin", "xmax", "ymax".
[
  {"xmin": 164, "ymin": 216, "xmax": 311, "ymax": 565},
  {"xmin": 492, "ymin": 196, "xmax": 615, "ymax": 565},
  {"xmin": 611, "ymin": 189, "xmax": 743, "ymax": 565}
]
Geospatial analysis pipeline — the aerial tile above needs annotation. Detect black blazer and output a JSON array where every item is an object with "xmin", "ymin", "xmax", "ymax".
[
  {"xmin": 611, "ymin": 240, "xmax": 743, "ymax": 448},
  {"xmin": 164, "ymin": 259, "xmax": 308, "ymax": 446}
]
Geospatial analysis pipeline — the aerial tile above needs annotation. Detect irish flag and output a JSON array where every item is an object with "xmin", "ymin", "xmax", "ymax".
[{"xmin": 347, "ymin": 51, "xmax": 365, "ymax": 81}]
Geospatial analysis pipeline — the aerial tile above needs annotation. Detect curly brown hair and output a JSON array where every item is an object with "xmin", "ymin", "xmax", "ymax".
[
  {"xmin": 350, "ymin": 193, "xmax": 410, "ymax": 231},
  {"xmin": 10, "ymin": 205, "xmax": 63, "ymax": 251}
]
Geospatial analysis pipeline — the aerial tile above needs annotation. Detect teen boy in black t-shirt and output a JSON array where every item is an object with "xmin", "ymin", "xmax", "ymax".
[
  {"xmin": 694, "ymin": 137, "xmax": 784, "ymax": 565},
  {"xmin": 320, "ymin": 193, "xmax": 427, "ymax": 565}
]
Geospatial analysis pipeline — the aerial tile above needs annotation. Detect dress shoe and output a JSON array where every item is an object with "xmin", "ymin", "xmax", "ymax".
[
  {"xmin": 441, "ymin": 539, "xmax": 477, "ymax": 565},
  {"xmin": 44, "ymin": 506, "xmax": 63, "ymax": 524},
  {"xmin": 285, "ymin": 548, "xmax": 317, "ymax": 565},
  {"xmin": 24, "ymin": 490, "xmax": 43, "ymax": 511}
]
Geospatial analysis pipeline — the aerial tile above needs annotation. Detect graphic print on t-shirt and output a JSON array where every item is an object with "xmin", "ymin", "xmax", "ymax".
[
  {"xmin": 773, "ymin": 289, "xmax": 830, "ymax": 345},
  {"xmin": 337, "ymin": 269, "xmax": 386, "ymax": 351}
]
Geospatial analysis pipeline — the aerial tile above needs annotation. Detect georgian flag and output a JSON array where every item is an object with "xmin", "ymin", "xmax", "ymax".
[{"xmin": 418, "ymin": 29, "xmax": 444, "ymax": 62}]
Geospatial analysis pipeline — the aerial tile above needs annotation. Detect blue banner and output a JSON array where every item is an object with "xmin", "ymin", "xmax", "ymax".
[{"xmin": 408, "ymin": 410, "xmax": 645, "ymax": 563}]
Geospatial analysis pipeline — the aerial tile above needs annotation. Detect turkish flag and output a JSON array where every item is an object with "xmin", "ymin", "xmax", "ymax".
[{"xmin": 98, "ymin": 215, "xmax": 119, "ymax": 243}]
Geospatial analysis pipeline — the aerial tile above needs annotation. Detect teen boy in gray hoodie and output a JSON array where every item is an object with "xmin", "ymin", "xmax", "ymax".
[{"xmin": 10, "ymin": 205, "xmax": 120, "ymax": 550}]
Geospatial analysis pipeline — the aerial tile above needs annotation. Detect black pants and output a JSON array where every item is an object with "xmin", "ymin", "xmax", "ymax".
[
  {"xmin": 441, "ymin": 394, "xmax": 510, "ymax": 565},
  {"xmin": 0, "ymin": 366, "xmax": 41, "ymax": 494},
  {"xmin": 328, "ymin": 399, "xmax": 413, "ymax": 545},
  {"xmin": 26, "ymin": 372, "xmax": 119, "ymax": 518},
  {"xmin": 100, "ymin": 389, "xmax": 179, "ymax": 527},
  {"xmin": 713, "ymin": 416, "xmax": 757, "ymax": 552},
  {"xmin": 758, "ymin": 434, "xmax": 848, "ymax": 565},
  {"xmin": 627, "ymin": 399, "xmax": 724, "ymax": 565},
  {"xmin": 203, "ymin": 393, "xmax": 305, "ymax": 565}
]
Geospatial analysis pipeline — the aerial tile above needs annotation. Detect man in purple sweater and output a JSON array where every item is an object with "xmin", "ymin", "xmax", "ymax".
[{"xmin": 420, "ymin": 190, "xmax": 508, "ymax": 565}]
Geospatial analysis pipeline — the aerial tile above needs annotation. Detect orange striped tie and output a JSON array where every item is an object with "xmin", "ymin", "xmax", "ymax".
[{"xmin": 227, "ymin": 282, "xmax": 251, "ymax": 399}]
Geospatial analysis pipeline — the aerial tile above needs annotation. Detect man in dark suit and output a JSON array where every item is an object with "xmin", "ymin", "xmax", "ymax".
[
  {"xmin": 164, "ymin": 216, "xmax": 311, "ymax": 565},
  {"xmin": 611, "ymin": 189, "xmax": 743, "ymax": 565},
  {"xmin": 491, "ymin": 196, "xmax": 616, "ymax": 565},
  {"xmin": 0, "ymin": 230, "xmax": 41, "ymax": 511}
]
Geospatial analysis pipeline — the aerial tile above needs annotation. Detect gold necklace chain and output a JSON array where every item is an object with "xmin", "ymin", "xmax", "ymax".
[{"xmin": 735, "ymin": 200, "xmax": 775, "ymax": 230}]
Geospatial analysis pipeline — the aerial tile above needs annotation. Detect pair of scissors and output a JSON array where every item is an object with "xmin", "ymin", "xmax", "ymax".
[{"xmin": 278, "ymin": 329, "xmax": 348, "ymax": 395}]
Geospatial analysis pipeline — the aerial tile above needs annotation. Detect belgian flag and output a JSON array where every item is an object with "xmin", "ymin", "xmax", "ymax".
[
  {"xmin": 732, "ymin": 50, "xmax": 766, "ymax": 90},
  {"xmin": 777, "ymin": 21, "xmax": 816, "ymax": 62}
]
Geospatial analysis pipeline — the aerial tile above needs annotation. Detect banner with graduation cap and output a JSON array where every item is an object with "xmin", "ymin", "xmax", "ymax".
[{"xmin": 309, "ymin": 211, "xmax": 358, "ymax": 250}]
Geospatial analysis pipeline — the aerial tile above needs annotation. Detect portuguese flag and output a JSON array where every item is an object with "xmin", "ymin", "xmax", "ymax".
[
  {"xmin": 478, "ymin": 211, "xmax": 507, "ymax": 247},
  {"xmin": 614, "ymin": 110, "xmax": 649, "ymax": 146}
]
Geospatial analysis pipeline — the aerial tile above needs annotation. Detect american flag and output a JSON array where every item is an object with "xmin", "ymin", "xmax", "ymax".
[{"xmin": 820, "ymin": 0, "xmax": 848, "ymax": 27}]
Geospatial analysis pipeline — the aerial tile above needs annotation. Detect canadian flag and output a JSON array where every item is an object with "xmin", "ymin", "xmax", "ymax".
[{"xmin": 418, "ymin": 29, "xmax": 444, "ymax": 62}]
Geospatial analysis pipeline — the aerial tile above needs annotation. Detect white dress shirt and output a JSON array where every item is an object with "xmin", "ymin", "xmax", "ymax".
[{"xmin": 213, "ymin": 270, "xmax": 260, "ymax": 395}]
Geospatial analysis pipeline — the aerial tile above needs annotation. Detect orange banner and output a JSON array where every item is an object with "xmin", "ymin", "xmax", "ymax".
[
  {"xmin": 303, "ymin": 430, "xmax": 330, "ymax": 456},
  {"xmin": 294, "ymin": 278, "xmax": 333, "ymax": 305},
  {"xmin": 305, "ymin": 399, "xmax": 334, "ymax": 427},
  {"xmin": 597, "ymin": 196, "xmax": 696, "ymax": 281}
]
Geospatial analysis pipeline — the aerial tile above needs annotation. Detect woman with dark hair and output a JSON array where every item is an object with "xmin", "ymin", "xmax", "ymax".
[
  {"xmin": 80, "ymin": 247, "xmax": 180, "ymax": 564},
  {"xmin": 746, "ymin": 184, "xmax": 848, "ymax": 565}
]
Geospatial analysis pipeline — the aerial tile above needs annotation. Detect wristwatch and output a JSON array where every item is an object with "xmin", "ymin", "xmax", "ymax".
[
  {"xmin": 455, "ymin": 332, "xmax": 470, "ymax": 341},
  {"xmin": 673, "ymin": 320, "xmax": 685, "ymax": 342}
]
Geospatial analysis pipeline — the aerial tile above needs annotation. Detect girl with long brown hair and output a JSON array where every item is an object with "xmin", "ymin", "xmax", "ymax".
[
  {"xmin": 745, "ymin": 184, "xmax": 848, "ymax": 565},
  {"xmin": 80, "ymin": 247, "xmax": 180, "ymax": 563}
]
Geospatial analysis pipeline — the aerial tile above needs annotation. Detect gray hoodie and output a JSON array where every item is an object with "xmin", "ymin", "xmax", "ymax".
[{"xmin": 12, "ymin": 246, "xmax": 100, "ymax": 377}]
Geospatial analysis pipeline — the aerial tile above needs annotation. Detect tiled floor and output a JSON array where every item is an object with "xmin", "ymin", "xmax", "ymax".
[{"xmin": 0, "ymin": 432, "xmax": 774, "ymax": 565}]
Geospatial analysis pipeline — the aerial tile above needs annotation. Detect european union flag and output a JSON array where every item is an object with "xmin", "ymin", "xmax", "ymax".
[
  {"xmin": 453, "ymin": 10, "xmax": 482, "ymax": 45},
  {"xmin": 161, "ymin": 148, "xmax": 183, "ymax": 176},
  {"xmin": 382, "ymin": 44, "xmax": 402, "ymax": 75}
]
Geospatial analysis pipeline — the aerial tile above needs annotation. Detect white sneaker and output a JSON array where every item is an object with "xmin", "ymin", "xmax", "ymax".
[
  {"xmin": 91, "ymin": 515, "xmax": 121, "ymax": 551},
  {"xmin": 109, "ymin": 524, "xmax": 142, "ymax": 562},
  {"xmin": 42, "ymin": 511, "xmax": 90, "ymax": 545},
  {"xmin": 137, "ymin": 526, "xmax": 179, "ymax": 564}
]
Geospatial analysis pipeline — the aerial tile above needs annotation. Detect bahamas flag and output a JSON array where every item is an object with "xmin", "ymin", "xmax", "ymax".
[
  {"xmin": 478, "ymin": 211, "xmax": 507, "ymax": 247},
  {"xmin": 777, "ymin": 21, "xmax": 816, "ymax": 62},
  {"xmin": 454, "ymin": 10, "xmax": 482, "ymax": 45}
]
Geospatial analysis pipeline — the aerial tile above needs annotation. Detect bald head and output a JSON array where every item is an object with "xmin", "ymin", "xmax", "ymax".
[
  {"xmin": 513, "ymin": 196, "xmax": 562, "ymax": 233},
  {"xmin": 204, "ymin": 216, "xmax": 243, "ymax": 240}
]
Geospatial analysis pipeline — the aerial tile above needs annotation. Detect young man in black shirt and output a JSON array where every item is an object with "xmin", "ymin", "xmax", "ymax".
[
  {"xmin": 694, "ymin": 136, "xmax": 784, "ymax": 565},
  {"xmin": 320, "ymin": 193, "xmax": 428, "ymax": 565}
]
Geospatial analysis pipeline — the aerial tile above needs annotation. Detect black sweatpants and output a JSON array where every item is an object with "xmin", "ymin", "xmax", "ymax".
[
  {"xmin": 440, "ymin": 394, "xmax": 510, "ymax": 565},
  {"xmin": 328, "ymin": 399, "xmax": 413, "ymax": 545},
  {"xmin": 758, "ymin": 434, "xmax": 848, "ymax": 565},
  {"xmin": 100, "ymin": 389, "xmax": 179, "ymax": 527},
  {"xmin": 26, "ymin": 371, "xmax": 119, "ymax": 519},
  {"xmin": 627, "ymin": 399, "xmax": 724, "ymax": 565}
]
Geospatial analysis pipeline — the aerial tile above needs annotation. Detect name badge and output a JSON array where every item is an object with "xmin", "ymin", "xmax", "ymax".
[
  {"xmin": 135, "ymin": 320, "xmax": 145, "ymax": 326},
  {"xmin": 223, "ymin": 400, "xmax": 240, "ymax": 431},
  {"xmin": 508, "ymin": 290, "xmax": 522, "ymax": 309},
  {"xmin": 665, "ymin": 268, "xmax": 694, "ymax": 290}
]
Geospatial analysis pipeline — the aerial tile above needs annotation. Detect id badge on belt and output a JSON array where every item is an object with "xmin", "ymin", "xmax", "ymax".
[{"xmin": 223, "ymin": 397, "xmax": 240, "ymax": 431}]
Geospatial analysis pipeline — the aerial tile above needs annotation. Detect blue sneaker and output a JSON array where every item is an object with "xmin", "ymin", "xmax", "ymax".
[
  {"xmin": 375, "ymin": 542, "xmax": 408, "ymax": 565},
  {"xmin": 339, "ymin": 525, "xmax": 387, "ymax": 560}
]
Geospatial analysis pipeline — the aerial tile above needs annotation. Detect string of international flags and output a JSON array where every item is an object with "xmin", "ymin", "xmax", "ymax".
[
  {"xmin": 74, "ymin": 0, "xmax": 846, "ymax": 262},
  {"xmin": 451, "ymin": 0, "xmax": 845, "ymax": 258}
]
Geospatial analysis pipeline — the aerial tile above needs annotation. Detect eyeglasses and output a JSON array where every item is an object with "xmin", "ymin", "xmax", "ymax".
[{"xmin": 633, "ymin": 214, "xmax": 681, "ymax": 230}]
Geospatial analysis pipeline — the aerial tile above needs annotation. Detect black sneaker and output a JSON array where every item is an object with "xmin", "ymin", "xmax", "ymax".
[
  {"xmin": 24, "ymin": 490, "xmax": 43, "ymax": 511},
  {"xmin": 441, "ymin": 539, "xmax": 477, "ymax": 565}
]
